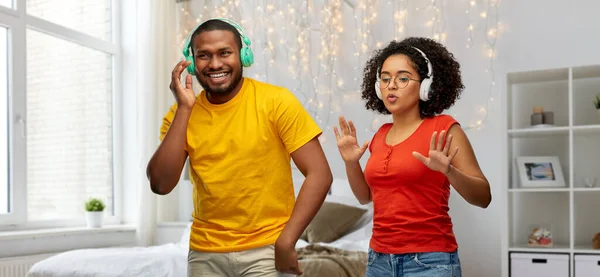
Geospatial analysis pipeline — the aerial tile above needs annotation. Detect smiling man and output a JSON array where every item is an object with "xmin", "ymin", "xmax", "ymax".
[{"xmin": 146, "ymin": 18, "xmax": 333, "ymax": 277}]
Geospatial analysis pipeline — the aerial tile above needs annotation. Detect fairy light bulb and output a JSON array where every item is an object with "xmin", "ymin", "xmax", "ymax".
[{"xmin": 175, "ymin": 0, "xmax": 501, "ymax": 133}]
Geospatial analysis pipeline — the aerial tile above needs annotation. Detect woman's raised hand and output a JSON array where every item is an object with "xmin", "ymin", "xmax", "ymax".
[{"xmin": 333, "ymin": 116, "xmax": 370, "ymax": 164}]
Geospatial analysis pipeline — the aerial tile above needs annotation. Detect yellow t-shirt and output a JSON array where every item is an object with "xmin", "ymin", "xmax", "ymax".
[{"xmin": 159, "ymin": 78, "xmax": 322, "ymax": 253}]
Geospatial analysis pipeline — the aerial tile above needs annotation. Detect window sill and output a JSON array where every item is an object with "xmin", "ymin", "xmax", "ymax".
[
  {"xmin": 0, "ymin": 224, "xmax": 137, "ymax": 258},
  {"xmin": 0, "ymin": 224, "xmax": 136, "ymax": 240}
]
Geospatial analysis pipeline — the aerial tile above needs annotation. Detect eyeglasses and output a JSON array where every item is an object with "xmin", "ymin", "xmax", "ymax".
[{"xmin": 378, "ymin": 75, "xmax": 421, "ymax": 89}]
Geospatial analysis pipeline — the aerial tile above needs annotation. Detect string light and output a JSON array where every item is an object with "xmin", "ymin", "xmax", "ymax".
[
  {"xmin": 175, "ymin": 0, "xmax": 502, "ymax": 142},
  {"xmin": 462, "ymin": 0, "xmax": 502, "ymax": 131}
]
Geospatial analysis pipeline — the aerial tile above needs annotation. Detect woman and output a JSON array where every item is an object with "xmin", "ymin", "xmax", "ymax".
[{"xmin": 333, "ymin": 37, "xmax": 491, "ymax": 277}]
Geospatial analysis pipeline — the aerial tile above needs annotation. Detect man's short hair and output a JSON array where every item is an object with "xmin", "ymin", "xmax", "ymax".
[{"xmin": 189, "ymin": 19, "xmax": 243, "ymax": 54}]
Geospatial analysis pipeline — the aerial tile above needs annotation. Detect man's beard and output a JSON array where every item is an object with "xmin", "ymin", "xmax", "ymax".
[{"xmin": 196, "ymin": 68, "xmax": 243, "ymax": 96}]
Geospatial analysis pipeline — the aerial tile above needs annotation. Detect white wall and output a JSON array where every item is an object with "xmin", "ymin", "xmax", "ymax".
[
  {"xmin": 497, "ymin": 1, "xmax": 600, "ymax": 276},
  {"xmin": 451, "ymin": 0, "xmax": 600, "ymax": 276},
  {"xmin": 165, "ymin": 1, "xmax": 600, "ymax": 276},
  {"xmin": 501, "ymin": 0, "xmax": 600, "ymax": 73}
]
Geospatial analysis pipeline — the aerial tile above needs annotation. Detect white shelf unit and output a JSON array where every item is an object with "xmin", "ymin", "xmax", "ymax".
[{"xmin": 504, "ymin": 65, "xmax": 600, "ymax": 277}]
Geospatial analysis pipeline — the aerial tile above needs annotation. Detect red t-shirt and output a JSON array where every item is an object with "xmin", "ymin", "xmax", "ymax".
[{"xmin": 364, "ymin": 114, "xmax": 459, "ymax": 254}]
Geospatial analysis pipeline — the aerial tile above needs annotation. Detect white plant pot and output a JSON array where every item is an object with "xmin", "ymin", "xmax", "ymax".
[
  {"xmin": 86, "ymin": 211, "xmax": 104, "ymax": 228},
  {"xmin": 597, "ymin": 109, "xmax": 600, "ymax": 122}
]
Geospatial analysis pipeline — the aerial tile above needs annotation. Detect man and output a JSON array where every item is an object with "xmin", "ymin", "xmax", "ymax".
[{"xmin": 146, "ymin": 18, "xmax": 333, "ymax": 277}]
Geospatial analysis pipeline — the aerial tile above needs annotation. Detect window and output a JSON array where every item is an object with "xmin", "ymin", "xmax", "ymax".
[
  {"xmin": 0, "ymin": 0, "xmax": 120, "ymax": 228},
  {"xmin": 0, "ymin": 0, "xmax": 12, "ymax": 9},
  {"xmin": 1, "ymin": 26, "xmax": 7, "ymax": 215},
  {"xmin": 26, "ymin": 0, "xmax": 111, "ymax": 41},
  {"xmin": 26, "ymin": 29, "xmax": 114, "ymax": 221}
]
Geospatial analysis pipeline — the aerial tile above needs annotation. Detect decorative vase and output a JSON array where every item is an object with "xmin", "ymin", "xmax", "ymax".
[
  {"xmin": 530, "ymin": 106, "xmax": 543, "ymax": 126},
  {"xmin": 86, "ymin": 211, "xmax": 104, "ymax": 228},
  {"xmin": 596, "ymin": 109, "xmax": 600, "ymax": 122}
]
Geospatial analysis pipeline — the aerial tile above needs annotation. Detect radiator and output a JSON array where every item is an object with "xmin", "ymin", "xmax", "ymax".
[{"xmin": 0, "ymin": 253, "xmax": 56, "ymax": 277}]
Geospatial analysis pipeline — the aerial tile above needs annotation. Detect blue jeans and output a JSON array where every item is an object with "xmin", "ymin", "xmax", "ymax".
[{"xmin": 365, "ymin": 248, "xmax": 462, "ymax": 277}]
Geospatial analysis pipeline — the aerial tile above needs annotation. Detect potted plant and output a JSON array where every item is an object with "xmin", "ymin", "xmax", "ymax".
[
  {"xmin": 594, "ymin": 94, "xmax": 600, "ymax": 121},
  {"xmin": 85, "ymin": 197, "xmax": 105, "ymax": 228}
]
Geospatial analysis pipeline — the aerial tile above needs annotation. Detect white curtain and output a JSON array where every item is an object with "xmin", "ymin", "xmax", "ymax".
[{"xmin": 133, "ymin": 0, "xmax": 179, "ymax": 246}]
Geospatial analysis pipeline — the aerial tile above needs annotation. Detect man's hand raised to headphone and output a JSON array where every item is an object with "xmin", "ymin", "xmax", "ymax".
[{"xmin": 170, "ymin": 59, "xmax": 197, "ymax": 111}]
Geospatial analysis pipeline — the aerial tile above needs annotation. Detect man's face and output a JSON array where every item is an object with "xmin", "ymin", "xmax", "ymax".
[{"xmin": 192, "ymin": 30, "xmax": 242, "ymax": 96}]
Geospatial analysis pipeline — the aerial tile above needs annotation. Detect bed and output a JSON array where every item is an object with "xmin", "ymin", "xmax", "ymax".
[
  {"xmin": 294, "ymin": 188, "xmax": 372, "ymax": 277},
  {"xmin": 26, "ymin": 179, "xmax": 372, "ymax": 277}
]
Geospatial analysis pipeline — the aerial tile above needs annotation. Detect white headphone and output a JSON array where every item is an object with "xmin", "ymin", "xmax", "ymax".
[{"xmin": 375, "ymin": 46, "xmax": 434, "ymax": 101}]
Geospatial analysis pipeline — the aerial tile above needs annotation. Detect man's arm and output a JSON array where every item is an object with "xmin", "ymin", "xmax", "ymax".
[
  {"xmin": 270, "ymin": 88, "xmax": 331, "ymax": 275},
  {"xmin": 146, "ymin": 106, "xmax": 191, "ymax": 195},
  {"xmin": 276, "ymin": 137, "xmax": 333, "ymax": 247}
]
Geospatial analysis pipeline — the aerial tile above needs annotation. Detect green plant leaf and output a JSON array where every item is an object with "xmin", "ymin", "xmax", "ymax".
[{"xmin": 84, "ymin": 197, "xmax": 106, "ymax": 212}]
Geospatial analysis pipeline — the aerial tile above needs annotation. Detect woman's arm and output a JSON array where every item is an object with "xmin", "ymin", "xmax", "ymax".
[
  {"xmin": 445, "ymin": 124, "xmax": 492, "ymax": 208},
  {"xmin": 344, "ymin": 161, "xmax": 372, "ymax": 205}
]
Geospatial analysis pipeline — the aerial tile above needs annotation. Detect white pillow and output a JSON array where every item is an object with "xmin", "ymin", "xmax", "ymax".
[
  {"xmin": 295, "ymin": 239, "xmax": 310, "ymax": 249},
  {"xmin": 324, "ymin": 194, "xmax": 362, "ymax": 208},
  {"xmin": 330, "ymin": 178, "xmax": 359, "ymax": 199},
  {"xmin": 179, "ymin": 222, "xmax": 192, "ymax": 247},
  {"xmin": 328, "ymin": 178, "xmax": 374, "ymax": 210}
]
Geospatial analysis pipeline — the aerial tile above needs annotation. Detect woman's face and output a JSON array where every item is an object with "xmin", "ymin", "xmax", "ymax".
[{"xmin": 378, "ymin": 54, "xmax": 422, "ymax": 114}]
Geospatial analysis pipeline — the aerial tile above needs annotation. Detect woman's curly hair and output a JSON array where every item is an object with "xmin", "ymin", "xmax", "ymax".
[{"xmin": 361, "ymin": 37, "xmax": 464, "ymax": 117}]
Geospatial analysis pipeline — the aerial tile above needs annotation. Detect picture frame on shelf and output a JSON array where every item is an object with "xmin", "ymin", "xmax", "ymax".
[{"xmin": 516, "ymin": 156, "xmax": 566, "ymax": 188}]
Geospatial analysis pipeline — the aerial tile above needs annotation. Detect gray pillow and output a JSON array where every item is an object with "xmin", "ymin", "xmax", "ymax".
[{"xmin": 301, "ymin": 202, "xmax": 368, "ymax": 243}]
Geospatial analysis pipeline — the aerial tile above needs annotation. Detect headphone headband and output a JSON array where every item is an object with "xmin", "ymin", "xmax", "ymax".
[
  {"xmin": 212, "ymin": 18, "xmax": 251, "ymax": 46},
  {"xmin": 411, "ymin": 46, "xmax": 433, "ymax": 80},
  {"xmin": 411, "ymin": 46, "xmax": 433, "ymax": 101},
  {"xmin": 374, "ymin": 46, "xmax": 434, "ymax": 101}
]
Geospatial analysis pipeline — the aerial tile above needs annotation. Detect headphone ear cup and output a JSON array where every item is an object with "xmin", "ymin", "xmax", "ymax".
[
  {"xmin": 375, "ymin": 82, "xmax": 382, "ymax": 100},
  {"xmin": 186, "ymin": 55, "xmax": 196, "ymax": 75},
  {"xmin": 240, "ymin": 46, "xmax": 254, "ymax": 67},
  {"xmin": 420, "ymin": 78, "xmax": 432, "ymax": 101}
]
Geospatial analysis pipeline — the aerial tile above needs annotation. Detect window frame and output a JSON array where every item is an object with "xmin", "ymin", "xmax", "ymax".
[{"xmin": 0, "ymin": 0, "xmax": 123, "ymax": 230}]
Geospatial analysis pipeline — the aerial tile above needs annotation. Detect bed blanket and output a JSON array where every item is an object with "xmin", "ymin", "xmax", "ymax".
[{"xmin": 297, "ymin": 244, "xmax": 368, "ymax": 277}]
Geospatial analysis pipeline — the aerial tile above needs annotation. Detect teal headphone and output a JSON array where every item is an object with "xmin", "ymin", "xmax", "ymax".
[{"xmin": 182, "ymin": 18, "xmax": 254, "ymax": 75}]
